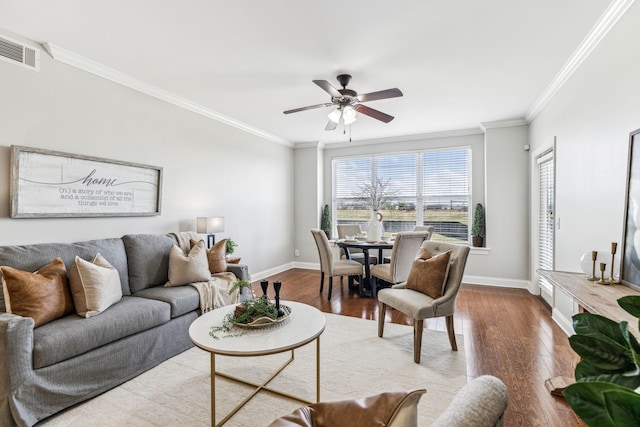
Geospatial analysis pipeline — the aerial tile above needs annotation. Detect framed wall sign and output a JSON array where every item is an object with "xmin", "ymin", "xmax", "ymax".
[
  {"xmin": 10, "ymin": 145, "xmax": 163, "ymax": 218},
  {"xmin": 621, "ymin": 128, "xmax": 640, "ymax": 291}
]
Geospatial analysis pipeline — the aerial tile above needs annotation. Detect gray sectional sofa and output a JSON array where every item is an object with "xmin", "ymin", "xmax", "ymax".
[{"xmin": 0, "ymin": 233, "xmax": 248, "ymax": 427}]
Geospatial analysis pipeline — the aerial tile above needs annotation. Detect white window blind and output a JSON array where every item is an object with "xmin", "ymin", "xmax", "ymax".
[
  {"xmin": 333, "ymin": 148, "xmax": 471, "ymax": 244},
  {"xmin": 422, "ymin": 149, "xmax": 471, "ymax": 242},
  {"xmin": 538, "ymin": 151, "xmax": 555, "ymax": 282}
]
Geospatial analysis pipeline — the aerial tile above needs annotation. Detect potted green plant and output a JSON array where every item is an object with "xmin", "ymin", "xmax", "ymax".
[
  {"xmin": 562, "ymin": 295, "xmax": 640, "ymax": 426},
  {"xmin": 471, "ymin": 203, "xmax": 485, "ymax": 247},
  {"xmin": 225, "ymin": 238, "xmax": 241, "ymax": 264},
  {"xmin": 321, "ymin": 204, "xmax": 332, "ymax": 240},
  {"xmin": 228, "ymin": 275, "xmax": 252, "ymax": 302}
]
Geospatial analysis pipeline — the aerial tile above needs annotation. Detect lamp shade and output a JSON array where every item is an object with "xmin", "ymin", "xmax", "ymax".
[
  {"xmin": 196, "ymin": 216, "xmax": 225, "ymax": 233},
  {"xmin": 328, "ymin": 108, "xmax": 342, "ymax": 123},
  {"xmin": 342, "ymin": 105, "xmax": 357, "ymax": 125}
]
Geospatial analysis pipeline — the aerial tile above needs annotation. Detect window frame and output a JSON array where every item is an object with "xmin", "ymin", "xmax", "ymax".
[{"xmin": 332, "ymin": 146, "xmax": 472, "ymax": 244}]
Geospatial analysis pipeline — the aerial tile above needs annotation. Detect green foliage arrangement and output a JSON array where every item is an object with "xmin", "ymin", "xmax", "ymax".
[
  {"xmin": 321, "ymin": 204, "xmax": 332, "ymax": 239},
  {"xmin": 208, "ymin": 296, "xmax": 277, "ymax": 340},
  {"xmin": 471, "ymin": 203, "xmax": 485, "ymax": 238},
  {"xmin": 226, "ymin": 238, "xmax": 238, "ymax": 254},
  {"xmin": 563, "ymin": 295, "xmax": 640, "ymax": 426}
]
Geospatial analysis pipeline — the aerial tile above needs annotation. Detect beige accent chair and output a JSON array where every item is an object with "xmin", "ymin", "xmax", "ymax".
[
  {"xmin": 377, "ymin": 241, "xmax": 470, "ymax": 363},
  {"xmin": 336, "ymin": 224, "xmax": 378, "ymax": 266},
  {"xmin": 311, "ymin": 229, "xmax": 363, "ymax": 300},
  {"xmin": 369, "ymin": 231, "xmax": 430, "ymax": 297}
]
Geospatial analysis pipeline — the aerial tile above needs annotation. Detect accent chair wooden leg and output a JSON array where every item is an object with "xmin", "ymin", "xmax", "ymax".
[
  {"xmin": 446, "ymin": 315, "xmax": 458, "ymax": 351},
  {"xmin": 414, "ymin": 319, "xmax": 424, "ymax": 364},
  {"xmin": 378, "ymin": 302, "xmax": 387, "ymax": 337},
  {"xmin": 319, "ymin": 272, "xmax": 324, "ymax": 294},
  {"xmin": 328, "ymin": 276, "xmax": 333, "ymax": 300}
]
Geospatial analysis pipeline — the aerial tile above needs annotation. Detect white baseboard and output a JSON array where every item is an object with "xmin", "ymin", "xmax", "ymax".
[
  {"xmin": 463, "ymin": 275, "xmax": 531, "ymax": 290},
  {"xmin": 552, "ymin": 307, "xmax": 575, "ymax": 336}
]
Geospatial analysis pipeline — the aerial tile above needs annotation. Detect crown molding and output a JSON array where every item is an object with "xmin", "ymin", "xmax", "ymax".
[
  {"xmin": 480, "ymin": 118, "xmax": 529, "ymax": 131},
  {"xmin": 525, "ymin": 0, "xmax": 636, "ymax": 122},
  {"xmin": 323, "ymin": 127, "xmax": 484, "ymax": 149},
  {"xmin": 42, "ymin": 43, "xmax": 293, "ymax": 148},
  {"xmin": 294, "ymin": 141, "xmax": 323, "ymax": 149}
]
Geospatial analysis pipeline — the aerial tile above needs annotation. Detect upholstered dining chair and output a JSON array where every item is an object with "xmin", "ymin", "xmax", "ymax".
[
  {"xmin": 412, "ymin": 225, "xmax": 435, "ymax": 238},
  {"xmin": 377, "ymin": 241, "xmax": 470, "ymax": 363},
  {"xmin": 337, "ymin": 224, "xmax": 378, "ymax": 266},
  {"xmin": 382, "ymin": 226, "xmax": 434, "ymax": 264},
  {"xmin": 369, "ymin": 231, "xmax": 430, "ymax": 297},
  {"xmin": 311, "ymin": 229, "xmax": 364, "ymax": 300}
]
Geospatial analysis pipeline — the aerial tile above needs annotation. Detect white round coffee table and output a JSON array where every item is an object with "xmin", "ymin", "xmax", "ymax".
[{"xmin": 189, "ymin": 301, "xmax": 326, "ymax": 426}]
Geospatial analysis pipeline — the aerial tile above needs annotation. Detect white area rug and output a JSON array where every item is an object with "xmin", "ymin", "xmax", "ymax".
[{"xmin": 40, "ymin": 314, "xmax": 466, "ymax": 426}]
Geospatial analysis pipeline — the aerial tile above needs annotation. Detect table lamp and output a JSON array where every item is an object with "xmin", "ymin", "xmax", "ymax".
[{"xmin": 196, "ymin": 216, "xmax": 225, "ymax": 249}]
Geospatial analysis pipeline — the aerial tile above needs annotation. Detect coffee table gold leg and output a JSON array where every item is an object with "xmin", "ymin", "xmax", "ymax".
[
  {"xmin": 316, "ymin": 336, "xmax": 320, "ymax": 402},
  {"xmin": 211, "ymin": 353, "xmax": 216, "ymax": 426}
]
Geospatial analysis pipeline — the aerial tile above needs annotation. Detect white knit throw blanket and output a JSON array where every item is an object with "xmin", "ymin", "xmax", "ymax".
[{"xmin": 171, "ymin": 232, "xmax": 239, "ymax": 313}]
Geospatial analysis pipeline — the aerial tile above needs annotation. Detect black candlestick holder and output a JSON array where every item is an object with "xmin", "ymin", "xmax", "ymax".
[
  {"xmin": 260, "ymin": 280, "xmax": 269, "ymax": 297},
  {"xmin": 273, "ymin": 280, "xmax": 285, "ymax": 317}
]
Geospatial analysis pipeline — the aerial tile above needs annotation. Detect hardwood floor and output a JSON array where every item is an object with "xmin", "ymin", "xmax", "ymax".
[{"xmin": 253, "ymin": 268, "xmax": 585, "ymax": 426}]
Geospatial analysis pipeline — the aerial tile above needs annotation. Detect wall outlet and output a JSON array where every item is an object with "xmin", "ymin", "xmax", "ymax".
[{"xmin": 294, "ymin": 249, "xmax": 300, "ymax": 257}]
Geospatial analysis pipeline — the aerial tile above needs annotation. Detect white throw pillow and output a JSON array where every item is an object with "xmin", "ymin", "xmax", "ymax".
[
  {"xmin": 69, "ymin": 253, "xmax": 123, "ymax": 318},
  {"xmin": 166, "ymin": 240, "xmax": 211, "ymax": 287}
]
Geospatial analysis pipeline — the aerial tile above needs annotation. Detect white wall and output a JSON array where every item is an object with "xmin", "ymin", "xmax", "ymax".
[
  {"xmin": 0, "ymin": 44, "xmax": 294, "ymax": 278},
  {"xmin": 466, "ymin": 124, "xmax": 530, "ymax": 285},
  {"xmin": 293, "ymin": 143, "xmax": 323, "ymax": 265},
  {"xmin": 529, "ymin": 1, "xmax": 640, "ymax": 278}
]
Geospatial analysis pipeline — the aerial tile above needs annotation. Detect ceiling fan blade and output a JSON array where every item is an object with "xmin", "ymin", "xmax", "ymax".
[
  {"xmin": 356, "ymin": 88, "xmax": 403, "ymax": 103},
  {"xmin": 313, "ymin": 80, "xmax": 342, "ymax": 98},
  {"xmin": 325, "ymin": 120, "xmax": 338, "ymax": 131},
  {"xmin": 283, "ymin": 103, "xmax": 332, "ymax": 114},
  {"xmin": 355, "ymin": 104, "xmax": 395, "ymax": 123}
]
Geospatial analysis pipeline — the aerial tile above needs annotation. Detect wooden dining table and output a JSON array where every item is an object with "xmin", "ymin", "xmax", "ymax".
[{"xmin": 335, "ymin": 239, "xmax": 394, "ymax": 297}]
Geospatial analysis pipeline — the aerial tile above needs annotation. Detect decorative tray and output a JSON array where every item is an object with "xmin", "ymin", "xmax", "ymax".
[{"xmin": 232, "ymin": 304, "xmax": 292, "ymax": 329}]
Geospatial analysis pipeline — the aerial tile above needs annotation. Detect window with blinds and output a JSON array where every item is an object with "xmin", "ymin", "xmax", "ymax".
[
  {"xmin": 538, "ymin": 151, "xmax": 555, "ymax": 290},
  {"xmin": 332, "ymin": 148, "xmax": 471, "ymax": 244}
]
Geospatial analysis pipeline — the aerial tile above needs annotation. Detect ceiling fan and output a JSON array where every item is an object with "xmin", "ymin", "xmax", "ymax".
[{"xmin": 283, "ymin": 74, "xmax": 403, "ymax": 131}]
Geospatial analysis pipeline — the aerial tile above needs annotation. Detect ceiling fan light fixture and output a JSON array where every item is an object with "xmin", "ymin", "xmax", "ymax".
[
  {"xmin": 343, "ymin": 105, "xmax": 357, "ymax": 125},
  {"xmin": 328, "ymin": 108, "xmax": 342, "ymax": 123}
]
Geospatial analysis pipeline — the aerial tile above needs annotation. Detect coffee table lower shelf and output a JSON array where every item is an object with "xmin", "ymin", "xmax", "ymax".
[{"xmin": 210, "ymin": 341, "xmax": 320, "ymax": 427}]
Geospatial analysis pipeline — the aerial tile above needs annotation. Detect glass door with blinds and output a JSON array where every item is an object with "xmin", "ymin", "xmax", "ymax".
[{"xmin": 537, "ymin": 150, "xmax": 555, "ymax": 296}]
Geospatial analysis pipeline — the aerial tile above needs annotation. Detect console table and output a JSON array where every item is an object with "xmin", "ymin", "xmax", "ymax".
[
  {"xmin": 538, "ymin": 269, "xmax": 639, "ymax": 337},
  {"xmin": 538, "ymin": 270, "xmax": 640, "ymax": 395}
]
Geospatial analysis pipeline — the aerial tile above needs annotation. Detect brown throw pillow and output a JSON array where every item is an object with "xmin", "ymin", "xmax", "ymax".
[
  {"xmin": 406, "ymin": 249, "xmax": 452, "ymax": 299},
  {"xmin": 191, "ymin": 238, "xmax": 228, "ymax": 274},
  {"xmin": 0, "ymin": 257, "xmax": 74, "ymax": 327}
]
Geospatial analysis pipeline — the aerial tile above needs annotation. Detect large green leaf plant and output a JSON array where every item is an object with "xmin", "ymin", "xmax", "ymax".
[{"xmin": 563, "ymin": 295, "xmax": 640, "ymax": 426}]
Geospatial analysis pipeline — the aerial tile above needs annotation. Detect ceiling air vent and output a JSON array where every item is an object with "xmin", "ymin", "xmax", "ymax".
[{"xmin": 0, "ymin": 34, "xmax": 40, "ymax": 71}]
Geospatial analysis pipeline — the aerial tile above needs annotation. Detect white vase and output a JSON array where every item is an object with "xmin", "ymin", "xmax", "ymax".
[{"xmin": 367, "ymin": 211, "xmax": 383, "ymax": 242}]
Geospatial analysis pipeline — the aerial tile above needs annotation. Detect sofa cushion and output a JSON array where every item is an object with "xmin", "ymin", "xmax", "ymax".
[
  {"xmin": 133, "ymin": 286, "xmax": 200, "ymax": 318},
  {"xmin": 0, "ymin": 238, "xmax": 131, "ymax": 313},
  {"xmin": 1, "ymin": 257, "xmax": 75, "ymax": 327},
  {"xmin": 33, "ymin": 296, "xmax": 171, "ymax": 369},
  {"xmin": 69, "ymin": 254, "xmax": 123, "ymax": 318},
  {"xmin": 166, "ymin": 241, "xmax": 210, "ymax": 286},
  {"xmin": 123, "ymin": 234, "xmax": 178, "ymax": 293}
]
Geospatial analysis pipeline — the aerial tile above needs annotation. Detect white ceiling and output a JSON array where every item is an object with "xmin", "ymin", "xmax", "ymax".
[{"xmin": 0, "ymin": 0, "xmax": 616, "ymax": 145}]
